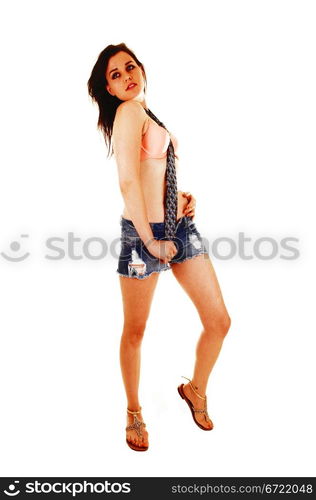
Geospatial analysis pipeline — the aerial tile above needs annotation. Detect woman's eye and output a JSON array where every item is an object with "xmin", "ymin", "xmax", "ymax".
[{"xmin": 112, "ymin": 64, "xmax": 135, "ymax": 79}]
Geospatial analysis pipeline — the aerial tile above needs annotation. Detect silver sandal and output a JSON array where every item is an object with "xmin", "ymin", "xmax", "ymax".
[
  {"xmin": 177, "ymin": 376, "xmax": 214, "ymax": 431},
  {"xmin": 126, "ymin": 407, "xmax": 148, "ymax": 451}
]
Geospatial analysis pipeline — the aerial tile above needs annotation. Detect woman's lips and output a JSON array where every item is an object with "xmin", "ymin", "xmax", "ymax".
[{"xmin": 126, "ymin": 83, "xmax": 137, "ymax": 90}]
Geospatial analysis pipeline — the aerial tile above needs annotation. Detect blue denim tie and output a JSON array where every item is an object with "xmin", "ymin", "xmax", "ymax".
[{"xmin": 144, "ymin": 108, "xmax": 178, "ymax": 239}]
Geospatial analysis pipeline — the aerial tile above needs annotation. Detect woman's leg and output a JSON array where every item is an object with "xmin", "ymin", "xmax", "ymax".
[
  {"xmin": 119, "ymin": 272, "xmax": 160, "ymax": 447},
  {"xmin": 171, "ymin": 254, "xmax": 231, "ymax": 429}
]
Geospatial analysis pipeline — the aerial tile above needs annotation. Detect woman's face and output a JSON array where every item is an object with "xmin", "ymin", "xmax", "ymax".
[{"xmin": 105, "ymin": 51, "xmax": 145, "ymax": 101}]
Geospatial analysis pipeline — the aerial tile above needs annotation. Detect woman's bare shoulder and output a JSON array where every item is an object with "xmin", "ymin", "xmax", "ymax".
[
  {"xmin": 115, "ymin": 100, "xmax": 145, "ymax": 120},
  {"xmin": 114, "ymin": 101, "xmax": 147, "ymax": 135}
]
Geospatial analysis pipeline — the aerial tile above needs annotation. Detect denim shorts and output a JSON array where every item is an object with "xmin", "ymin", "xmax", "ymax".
[{"xmin": 116, "ymin": 215, "xmax": 209, "ymax": 280}]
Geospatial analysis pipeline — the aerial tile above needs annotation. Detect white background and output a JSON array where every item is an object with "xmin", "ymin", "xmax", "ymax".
[{"xmin": 1, "ymin": 0, "xmax": 315, "ymax": 477}]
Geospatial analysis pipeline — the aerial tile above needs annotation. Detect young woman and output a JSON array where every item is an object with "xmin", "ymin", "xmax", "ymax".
[{"xmin": 87, "ymin": 43, "xmax": 231, "ymax": 452}]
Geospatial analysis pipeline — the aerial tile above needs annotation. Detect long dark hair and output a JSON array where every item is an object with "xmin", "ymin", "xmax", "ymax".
[{"xmin": 87, "ymin": 43, "xmax": 147, "ymax": 158}]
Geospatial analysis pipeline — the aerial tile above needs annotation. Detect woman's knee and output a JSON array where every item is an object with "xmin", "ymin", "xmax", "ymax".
[
  {"xmin": 122, "ymin": 320, "xmax": 147, "ymax": 346},
  {"xmin": 222, "ymin": 312, "xmax": 231, "ymax": 337},
  {"xmin": 205, "ymin": 309, "xmax": 231, "ymax": 339}
]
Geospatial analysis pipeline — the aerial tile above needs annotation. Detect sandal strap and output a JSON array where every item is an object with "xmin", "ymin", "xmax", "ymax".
[
  {"xmin": 127, "ymin": 406, "xmax": 142, "ymax": 415},
  {"xmin": 181, "ymin": 376, "xmax": 206, "ymax": 400},
  {"xmin": 193, "ymin": 407, "xmax": 212, "ymax": 423},
  {"xmin": 126, "ymin": 414, "xmax": 146, "ymax": 438}
]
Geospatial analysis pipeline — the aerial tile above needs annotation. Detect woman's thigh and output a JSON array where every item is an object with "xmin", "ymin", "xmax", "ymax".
[
  {"xmin": 119, "ymin": 273, "xmax": 160, "ymax": 327},
  {"xmin": 170, "ymin": 254, "xmax": 230, "ymax": 331}
]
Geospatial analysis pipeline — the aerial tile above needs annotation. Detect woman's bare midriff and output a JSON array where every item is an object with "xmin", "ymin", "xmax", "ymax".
[{"xmin": 121, "ymin": 156, "xmax": 187, "ymax": 223}]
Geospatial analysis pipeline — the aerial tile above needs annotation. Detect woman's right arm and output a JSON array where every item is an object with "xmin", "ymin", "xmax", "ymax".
[{"xmin": 112, "ymin": 101, "xmax": 156, "ymax": 249}]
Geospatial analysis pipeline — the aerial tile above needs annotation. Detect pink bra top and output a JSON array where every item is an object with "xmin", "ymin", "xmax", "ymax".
[{"xmin": 140, "ymin": 118, "xmax": 178, "ymax": 161}]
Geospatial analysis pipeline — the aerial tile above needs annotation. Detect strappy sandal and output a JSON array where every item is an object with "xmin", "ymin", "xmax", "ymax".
[
  {"xmin": 126, "ymin": 407, "xmax": 148, "ymax": 452},
  {"xmin": 177, "ymin": 376, "xmax": 214, "ymax": 431}
]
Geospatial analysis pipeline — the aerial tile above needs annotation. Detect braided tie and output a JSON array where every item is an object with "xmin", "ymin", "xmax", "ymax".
[{"xmin": 144, "ymin": 108, "xmax": 178, "ymax": 239}]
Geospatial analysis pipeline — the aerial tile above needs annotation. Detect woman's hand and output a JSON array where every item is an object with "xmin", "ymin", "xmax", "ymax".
[
  {"xmin": 182, "ymin": 192, "xmax": 196, "ymax": 219},
  {"xmin": 145, "ymin": 239, "xmax": 178, "ymax": 263}
]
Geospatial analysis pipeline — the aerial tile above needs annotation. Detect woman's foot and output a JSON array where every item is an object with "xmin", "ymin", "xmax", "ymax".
[
  {"xmin": 126, "ymin": 408, "xmax": 149, "ymax": 450},
  {"xmin": 182, "ymin": 383, "xmax": 213, "ymax": 430}
]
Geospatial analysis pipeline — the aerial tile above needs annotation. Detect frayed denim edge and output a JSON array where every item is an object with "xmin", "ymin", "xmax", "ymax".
[
  {"xmin": 116, "ymin": 251, "xmax": 209, "ymax": 280},
  {"xmin": 116, "ymin": 265, "xmax": 171, "ymax": 280}
]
